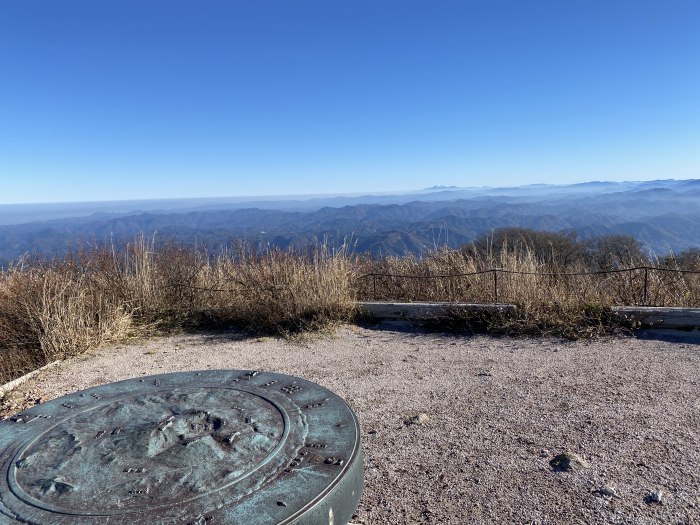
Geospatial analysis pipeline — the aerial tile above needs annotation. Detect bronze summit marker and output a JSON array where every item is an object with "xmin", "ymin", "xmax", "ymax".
[{"xmin": 0, "ymin": 370, "xmax": 363, "ymax": 524}]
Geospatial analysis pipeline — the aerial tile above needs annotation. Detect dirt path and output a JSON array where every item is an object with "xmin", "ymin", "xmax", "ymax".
[{"xmin": 2, "ymin": 326, "xmax": 699, "ymax": 524}]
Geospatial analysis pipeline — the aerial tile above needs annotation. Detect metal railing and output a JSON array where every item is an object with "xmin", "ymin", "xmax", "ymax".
[
  {"xmin": 356, "ymin": 266, "xmax": 700, "ymax": 306},
  {"xmin": 147, "ymin": 265, "xmax": 700, "ymax": 308}
]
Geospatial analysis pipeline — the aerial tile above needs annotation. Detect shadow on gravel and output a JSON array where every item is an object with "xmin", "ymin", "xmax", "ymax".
[
  {"xmin": 355, "ymin": 319, "xmax": 496, "ymax": 341},
  {"xmin": 635, "ymin": 328, "xmax": 700, "ymax": 345},
  {"xmin": 188, "ymin": 331, "xmax": 252, "ymax": 344},
  {"xmin": 356, "ymin": 319, "xmax": 424, "ymax": 333}
]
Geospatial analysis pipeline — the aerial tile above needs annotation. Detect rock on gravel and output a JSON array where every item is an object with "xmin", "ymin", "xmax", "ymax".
[
  {"xmin": 549, "ymin": 451, "xmax": 590, "ymax": 472},
  {"xmin": 593, "ymin": 485, "xmax": 620, "ymax": 499},
  {"xmin": 645, "ymin": 490, "xmax": 664, "ymax": 505},
  {"xmin": 405, "ymin": 412, "xmax": 430, "ymax": 426}
]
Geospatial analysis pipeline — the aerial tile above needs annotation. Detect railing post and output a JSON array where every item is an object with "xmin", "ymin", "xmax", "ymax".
[
  {"xmin": 493, "ymin": 269, "xmax": 498, "ymax": 304},
  {"xmin": 643, "ymin": 267, "xmax": 649, "ymax": 305}
]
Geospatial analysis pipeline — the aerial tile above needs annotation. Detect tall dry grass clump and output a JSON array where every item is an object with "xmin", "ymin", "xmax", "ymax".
[
  {"xmin": 0, "ymin": 239, "xmax": 356, "ymax": 384},
  {"xmin": 0, "ymin": 259, "xmax": 131, "ymax": 384},
  {"xmin": 203, "ymin": 245, "xmax": 356, "ymax": 333},
  {"xmin": 112, "ymin": 237, "xmax": 357, "ymax": 332},
  {"xmin": 354, "ymin": 243, "xmax": 700, "ymax": 337},
  {"xmin": 117, "ymin": 236, "xmax": 209, "ymax": 323}
]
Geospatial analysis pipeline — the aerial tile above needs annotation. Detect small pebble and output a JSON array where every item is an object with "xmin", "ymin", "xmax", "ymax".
[
  {"xmin": 594, "ymin": 485, "xmax": 620, "ymax": 498},
  {"xmin": 405, "ymin": 413, "xmax": 430, "ymax": 426},
  {"xmin": 549, "ymin": 451, "xmax": 589, "ymax": 472},
  {"xmin": 644, "ymin": 490, "xmax": 663, "ymax": 505}
]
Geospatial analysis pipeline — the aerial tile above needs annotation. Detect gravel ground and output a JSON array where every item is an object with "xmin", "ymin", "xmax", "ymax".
[{"xmin": 2, "ymin": 326, "xmax": 699, "ymax": 524}]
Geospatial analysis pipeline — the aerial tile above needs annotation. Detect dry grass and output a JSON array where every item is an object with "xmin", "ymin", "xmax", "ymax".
[
  {"xmin": 1, "ymin": 238, "xmax": 699, "ymax": 385},
  {"xmin": 0, "ymin": 239, "xmax": 356, "ymax": 384},
  {"xmin": 0, "ymin": 260, "xmax": 131, "ymax": 384},
  {"xmin": 354, "ymin": 246, "xmax": 700, "ymax": 338}
]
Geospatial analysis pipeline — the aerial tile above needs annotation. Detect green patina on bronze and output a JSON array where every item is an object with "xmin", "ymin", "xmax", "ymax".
[{"xmin": 0, "ymin": 370, "xmax": 363, "ymax": 524}]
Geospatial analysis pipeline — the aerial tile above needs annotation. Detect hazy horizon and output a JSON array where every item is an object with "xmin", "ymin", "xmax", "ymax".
[{"xmin": 1, "ymin": 178, "xmax": 697, "ymax": 208}]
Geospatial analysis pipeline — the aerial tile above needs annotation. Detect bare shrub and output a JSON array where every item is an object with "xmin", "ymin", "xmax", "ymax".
[
  {"xmin": 110, "ymin": 239, "xmax": 357, "ymax": 333},
  {"xmin": 201, "ymin": 245, "xmax": 356, "ymax": 333},
  {"xmin": 0, "ymin": 260, "xmax": 131, "ymax": 384},
  {"xmin": 353, "ymin": 243, "xmax": 697, "ymax": 338}
]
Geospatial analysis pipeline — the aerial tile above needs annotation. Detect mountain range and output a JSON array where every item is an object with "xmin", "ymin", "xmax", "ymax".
[{"xmin": 1, "ymin": 179, "xmax": 699, "ymax": 266}]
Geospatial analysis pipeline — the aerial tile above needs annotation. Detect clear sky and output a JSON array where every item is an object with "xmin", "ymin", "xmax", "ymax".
[{"xmin": 1, "ymin": 0, "xmax": 699, "ymax": 204}]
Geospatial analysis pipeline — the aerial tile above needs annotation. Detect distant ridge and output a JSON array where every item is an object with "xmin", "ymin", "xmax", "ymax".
[
  {"xmin": 424, "ymin": 185, "xmax": 460, "ymax": 190},
  {"xmin": 0, "ymin": 179, "xmax": 699, "ymax": 265}
]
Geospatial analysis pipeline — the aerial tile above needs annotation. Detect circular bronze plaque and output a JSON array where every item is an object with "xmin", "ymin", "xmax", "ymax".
[{"xmin": 0, "ymin": 371, "xmax": 363, "ymax": 524}]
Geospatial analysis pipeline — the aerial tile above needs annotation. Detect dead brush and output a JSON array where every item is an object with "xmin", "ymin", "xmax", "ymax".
[
  {"xmin": 201, "ymin": 245, "xmax": 357, "ymax": 334},
  {"xmin": 118, "ymin": 237, "xmax": 210, "ymax": 326},
  {"xmin": 0, "ymin": 260, "xmax": 131, "ymax": 384},
  {"xmin": 355, "ymin": 245, "xmax": 634, "ymax": 337},
  {"xmin": 2, "ymin": 236, "xmax": 700, "ymax": 385}
]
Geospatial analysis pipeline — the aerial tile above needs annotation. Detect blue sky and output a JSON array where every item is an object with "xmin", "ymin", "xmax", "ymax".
[{"xmin": 1, "ymin": 0, "xmax": 699, "ymax": 204}]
